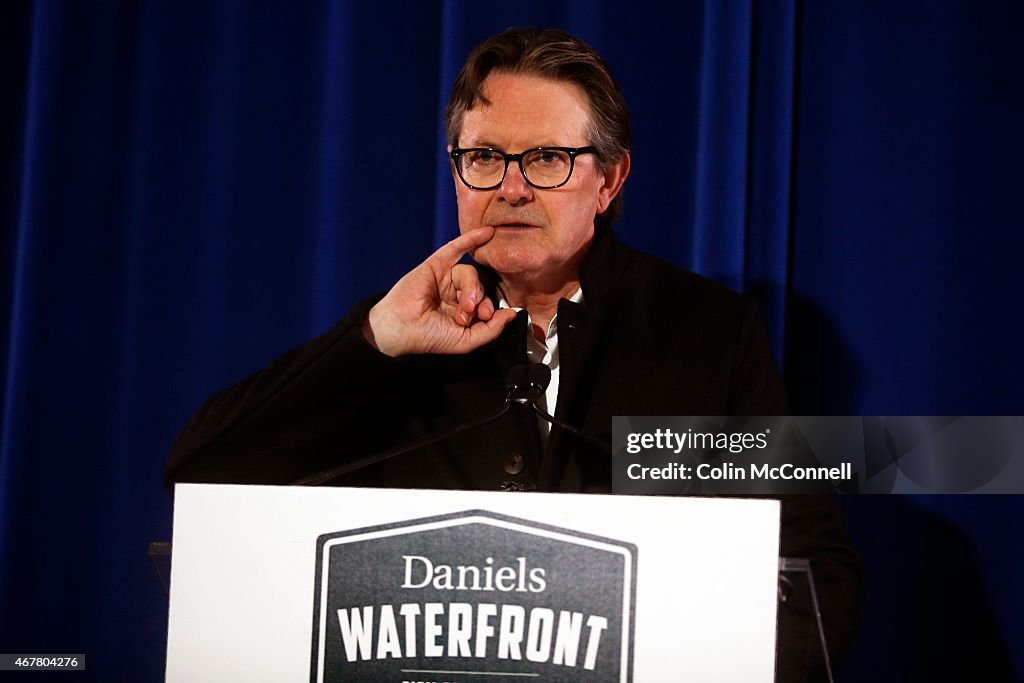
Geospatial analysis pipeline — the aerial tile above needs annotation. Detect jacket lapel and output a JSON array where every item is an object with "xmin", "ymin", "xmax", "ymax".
[{"xmin": 538, "ymin": 228, "xmax": 626, "ymax": 490}]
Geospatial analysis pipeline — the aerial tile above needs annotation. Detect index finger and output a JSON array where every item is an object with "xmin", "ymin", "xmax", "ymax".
[{"xmin": 428, "ymin": 227, "xmax": 495, "ymax": 268}]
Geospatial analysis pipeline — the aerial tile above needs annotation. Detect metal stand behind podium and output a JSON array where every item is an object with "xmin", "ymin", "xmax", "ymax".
[{"xmin": 778, "ymin": 557, "xmax": 834, "ymax": 683}]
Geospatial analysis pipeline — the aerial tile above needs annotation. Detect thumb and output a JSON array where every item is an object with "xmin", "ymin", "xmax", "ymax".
[{"xmin": 461, "ymin": 308, "xmax": 518, "ymax": 350}]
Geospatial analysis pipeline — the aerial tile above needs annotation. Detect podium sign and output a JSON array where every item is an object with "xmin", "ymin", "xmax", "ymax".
[{"xmin": 166, "ymin": 485, "xmax": 779, "ymax": 682}]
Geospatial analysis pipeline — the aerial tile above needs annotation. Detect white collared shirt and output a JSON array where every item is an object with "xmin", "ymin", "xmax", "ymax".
[{"xmin": 497, "ymin": 287, "xmax": 584, "ymax": 438}]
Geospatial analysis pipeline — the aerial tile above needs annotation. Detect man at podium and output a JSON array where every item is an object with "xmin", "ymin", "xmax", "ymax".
[{"xmin": 165, "ymin": 28, "xmax": 860, "ymax": 682}]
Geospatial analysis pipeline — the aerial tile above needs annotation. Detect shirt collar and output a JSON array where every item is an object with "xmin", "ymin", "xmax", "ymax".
[{"xmin": 496, "ymin": 287, "xmax": 584, "ymax": 341}]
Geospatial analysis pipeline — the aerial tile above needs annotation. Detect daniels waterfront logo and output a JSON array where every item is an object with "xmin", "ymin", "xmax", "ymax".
[{"xmin": 309, "ymin": 510, "xmax": 637, "ymax": 683}]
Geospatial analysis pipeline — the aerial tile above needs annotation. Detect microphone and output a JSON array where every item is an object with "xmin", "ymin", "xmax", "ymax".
[
  {"xmin": 507, "ymin": 363, "xmax": 551, "ymax": 405},
  {"xmin": 291, "ymin": 364, "xmax": 550, "ymax": 486},
  {"xmin": 520, "ymin": 364, "xmax": 612, "ymax": 456}
]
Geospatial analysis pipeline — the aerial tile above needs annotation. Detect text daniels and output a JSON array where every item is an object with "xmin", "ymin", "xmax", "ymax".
[{"xmin": 336, "ymin": 555, "xmax": 609, "ymax": 671}]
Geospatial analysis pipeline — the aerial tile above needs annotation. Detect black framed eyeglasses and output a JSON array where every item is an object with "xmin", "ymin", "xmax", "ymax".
[{"xmin": 450, "ymin": 146, "xmax": 597, "ymax": 190}]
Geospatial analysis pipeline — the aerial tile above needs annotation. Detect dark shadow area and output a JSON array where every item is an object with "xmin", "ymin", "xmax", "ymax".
[
  {"xmin": 781, "ymin": 292, "xmax": 861, "ymax": 415},
  {"xmin": 837, "ymin": 496, "xmax": 1016, "ymax": 682},
  {"xmin": 0, "ymin": 0, "xmax": 31, "ymax": 428}
]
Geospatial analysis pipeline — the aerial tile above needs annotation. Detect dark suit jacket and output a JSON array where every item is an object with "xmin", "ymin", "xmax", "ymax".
[{"xmin": 165, "ymin": 227, "xmax": 861, "ymax": 681}]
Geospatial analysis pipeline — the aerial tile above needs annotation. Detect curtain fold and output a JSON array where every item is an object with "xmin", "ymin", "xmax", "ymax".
[
  {"xmin": 691, "ymin": 0, "xmax": 752, "ymax": 291},
  {"xmin": 745, "ymin": 0, "xmax": 797, "ymax": 364}
]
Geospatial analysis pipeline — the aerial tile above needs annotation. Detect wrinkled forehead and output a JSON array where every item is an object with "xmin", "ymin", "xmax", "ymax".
[{"xmin": 458, "ymin": 72, "xmax": 594, "ymax": 148}]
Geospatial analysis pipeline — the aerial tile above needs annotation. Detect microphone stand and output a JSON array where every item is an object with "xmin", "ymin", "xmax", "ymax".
[
  {"xmin": 516, "ymin": 363, "xmax": 612, "ymax": 456},
  {"xmin": 290, "ymin": 401, "xmax": 513, "ymax": 487},
  {"xmin": 530, "ymin": 403, "xmax": 612, "ymax": 455},
  {"xmin": 291, "ymin": 363, "xmax": 610, "ymax": 486}
]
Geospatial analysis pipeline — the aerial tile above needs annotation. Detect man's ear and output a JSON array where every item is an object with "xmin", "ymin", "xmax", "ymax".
[{"xmin": 595, "ymin": 152, "xmax": 630, "ymax": 215}]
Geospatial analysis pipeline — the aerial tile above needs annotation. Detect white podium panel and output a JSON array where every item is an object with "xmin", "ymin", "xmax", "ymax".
[{"xmin": 167, "ymin": 485, "xmax": 779, "ymax": 682}]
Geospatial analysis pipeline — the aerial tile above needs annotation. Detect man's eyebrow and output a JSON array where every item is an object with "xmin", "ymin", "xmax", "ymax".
[{"xmin": 467, "ymin": 140, "xmax": 565, "ymax": 150}]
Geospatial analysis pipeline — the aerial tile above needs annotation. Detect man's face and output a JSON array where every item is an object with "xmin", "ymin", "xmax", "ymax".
[{"xmin": 453, "ymin": 73, "xmax": 626, "ymax": 288}]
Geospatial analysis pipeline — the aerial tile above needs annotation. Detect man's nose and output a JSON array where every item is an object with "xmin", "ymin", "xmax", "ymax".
[{"xmin": 498, "ymin": 160, "xmax": 534, "ymax": 206}]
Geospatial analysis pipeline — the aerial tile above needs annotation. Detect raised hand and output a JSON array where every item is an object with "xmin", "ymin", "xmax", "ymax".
[{"xmin": 362, "ymin": 227, "xmax": 518, "ymax": 357}]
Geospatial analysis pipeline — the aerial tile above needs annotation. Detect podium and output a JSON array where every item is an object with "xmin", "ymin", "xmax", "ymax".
[{"xmin": 164, "ymin": 484, "xmax": 782, "ymax": 681}]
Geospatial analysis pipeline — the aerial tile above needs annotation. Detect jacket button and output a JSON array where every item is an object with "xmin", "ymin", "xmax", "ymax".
[{"xmin": 503, "ymin": 452, "xmax": 525, "ymax": 475}]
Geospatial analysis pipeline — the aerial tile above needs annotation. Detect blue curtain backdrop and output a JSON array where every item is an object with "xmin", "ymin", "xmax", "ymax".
[{"xmin": 2, "ymin": 1, "xmax": 1022, "ymax": 680}]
